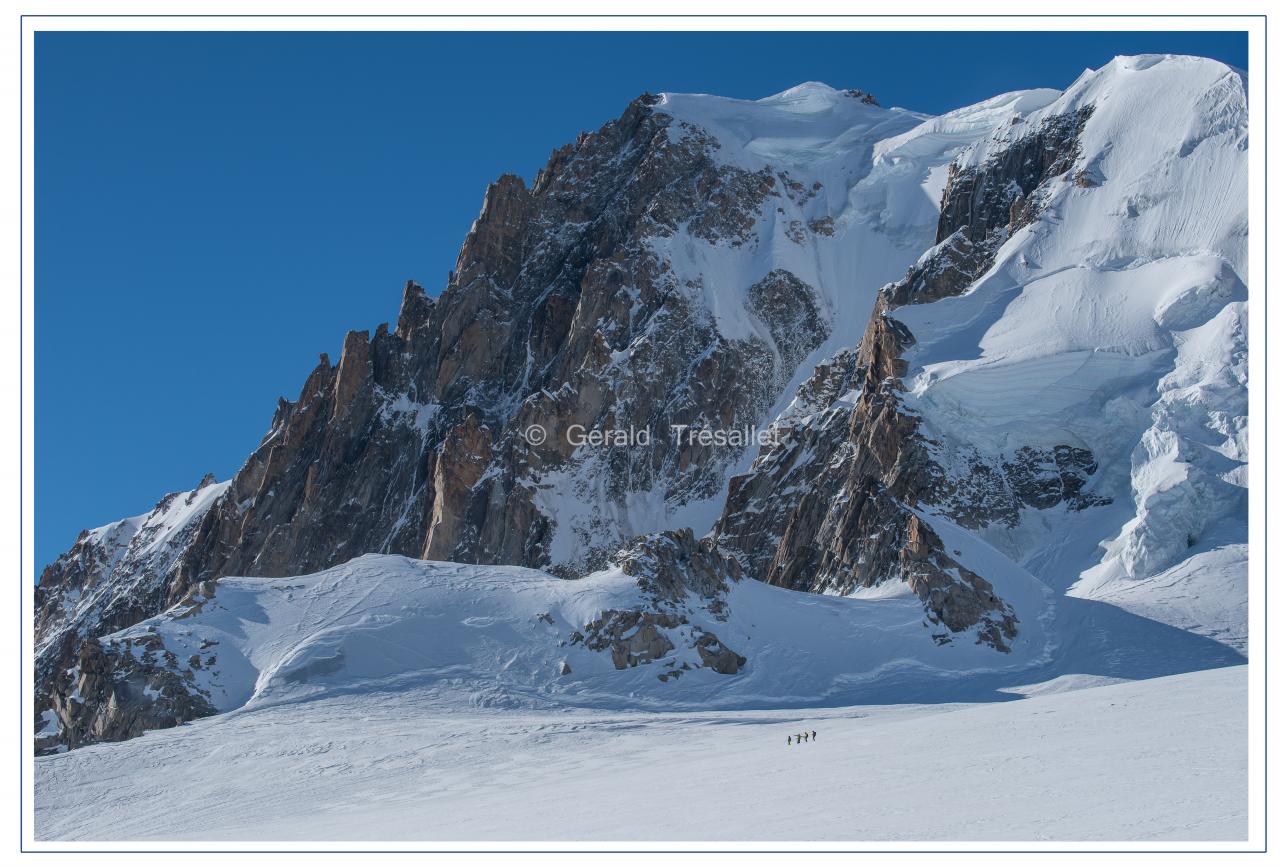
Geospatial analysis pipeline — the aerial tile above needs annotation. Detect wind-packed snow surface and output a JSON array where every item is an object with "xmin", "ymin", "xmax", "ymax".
[{"xmin": 36, "ymin": 664, "xmax": 1245, "ymax": 841}]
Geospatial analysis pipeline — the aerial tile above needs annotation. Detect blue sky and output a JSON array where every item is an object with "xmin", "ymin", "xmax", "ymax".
[{"xmin": 34, "ymin": 30, "xmax": 1247, "ymax": 571}]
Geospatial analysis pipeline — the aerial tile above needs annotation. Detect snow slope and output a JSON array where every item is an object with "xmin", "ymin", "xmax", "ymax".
[
  {"xmin": 889, "ymin": 55, "xmax": 1247, "ymax": 642},
  {"xmin": 1084, "ymin": 544, "xmax": 1247, "ymax": 652},
  {"xmin": 58, "ymin": 539, "xmax": 1242, "ymax": 777},
  {"xmin": 654, "ymin": 83, "xmax": 1062, "ymax": 426},
  {"xmin": 34, "ymin": 665, "xmax": 1246, "ymax": 841},
  {"xmin": 94, "ymin": 551, "xmax": 1063, "ymax": 717}
]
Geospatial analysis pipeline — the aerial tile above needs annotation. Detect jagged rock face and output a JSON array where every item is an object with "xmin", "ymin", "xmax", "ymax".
[
  {"xmin": 713, "ymin": 102, "xmax": 1105, "ymax": 650},
  {"xmin": 173, "ymin": 94, "xmax": 828, "ymax": 583},
  {"xmin": 934, "ymin": 106, "xmax": 1093, "ymax": 246},
  {"xmin": 35, "ymin": 476, "xmax": 229, "ymax": 719},
  {"xmin": 423, "ymin": 413, "xmax": 494, "ymax": 559},
  {"xmin": 617, "ymin": 527, "xmax": 741, "ymax": 612},
  {"xmin": 882, "ymin": 230, "xmax": 991, "ymax": 308},
  {"xmin": 574, "ymin": 529, "xmax": 746, "ymax": 675},
  {"xmin": 37, "ymin": 93, "xmax": 830, "ymax": 648},
  {"xmin": 713, "ymin": 350, "xmax": 859, "ymax": 580},
  {"xmin": 929, "ymin": 445, "xmax": 1112, "ymax": 529},
  {"xmin": 745, "ymin": 269, "xmax": 830, "ymax": 380},
  {"xmin": 38, "ymin": 629, "xmax": 218, "ymax": 755},
  {"xmin": 745, "ymin": 339, "xmax": 1022, "ymax": 652}
]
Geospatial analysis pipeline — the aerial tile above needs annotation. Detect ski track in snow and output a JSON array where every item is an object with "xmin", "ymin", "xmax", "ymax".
[{"xmin": 34, "ymin": 666, "xmax": 1246, "ymax": 842}]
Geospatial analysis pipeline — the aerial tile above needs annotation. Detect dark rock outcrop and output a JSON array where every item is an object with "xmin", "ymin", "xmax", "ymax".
[
  {"xmin": 38, "ymin": 631, "xmax": 218, "ymax": 755},
  {"xmin": 694, "ymin": 631, "xmax": 747, "ymax": 674},
  {"xmin": 845, "ymin": 89, "xmax": 880, "ymax": 106},
  {"xmin": 746, "ymin": 269, "xmax": 830, "ymax": 379},
  {"xmin": 575, "ymin": 529, "xmax": 747, "ymax": 675},
  {"xmin": 935, "ymin": 106, "xmax": 1094, "ymax": 245},
  {"xmin": 618, "ymin": 527, "xmax": 741, "ymax": 612},
  {"xmin": 578, "ymin": 609, "xmax": 681, "ymax": 670}
]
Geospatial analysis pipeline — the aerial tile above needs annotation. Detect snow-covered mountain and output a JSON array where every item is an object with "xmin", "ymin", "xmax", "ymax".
[
  {"xmin": 35, "ymin": 476, "xmax": 229, "ymax": 698},
  {"xmin": 714, "ymin": 54, "xmax": 1248, "ymax": 649},
  {"xmin": 36, "ymin": 54, "xmax": 1248, "ymax": 755}
]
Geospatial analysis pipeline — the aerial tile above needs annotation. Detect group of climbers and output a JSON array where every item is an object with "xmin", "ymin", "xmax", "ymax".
[{"xmin": 787, "ymin": 730, "xmax": 817, "ymax": 745}]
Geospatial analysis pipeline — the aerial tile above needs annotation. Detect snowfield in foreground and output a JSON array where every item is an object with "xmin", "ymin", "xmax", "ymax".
[{"xmin": 35, "ymin": 665, "xmax": 1245, "ymax": 842}]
